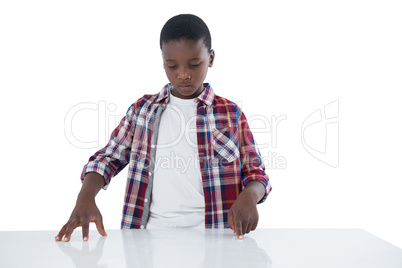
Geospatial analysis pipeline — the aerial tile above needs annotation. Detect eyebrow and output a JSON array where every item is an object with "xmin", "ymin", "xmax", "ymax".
[{"xmin": 165, "ymin": 57, "xmax": 201, "ymax": 62}]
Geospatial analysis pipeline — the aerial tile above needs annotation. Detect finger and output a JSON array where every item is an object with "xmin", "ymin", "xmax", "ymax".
[
  {"xmin": 95, "ymin": 216, "xmax": 107, "ymax": 236},
  {"xmin": 82, "ymin": 221, "xmax": 90, "ymax": 242},
  {"xmin": 55, "ymin": 224, "xmax": 68, "ymax": 241},
  {"xmin": 234, "ymin": 217, "xmax": 243, "ymax": 239},
  {"xmin": 227, "ymin": 211, "xmax": 235, "ymax": 233},
  {"xmin": 63, "ymin": 221, "xmax": 79, "ymax": 242},
  {"xmin": 244, "ymin": 221, "xmax": 251, "ymax": 234},
  {"xmin": 241, "ymin": 218, "xmax": 248, "ymax": 235},
  {"xmin": 251, "ymin": 221, "xmax": 258, "ymax": 231}
]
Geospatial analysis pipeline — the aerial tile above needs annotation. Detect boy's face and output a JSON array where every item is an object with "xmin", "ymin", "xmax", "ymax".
[{"xmin": 162, "ymin": 38, "xmax": 215, "ymax": 99}]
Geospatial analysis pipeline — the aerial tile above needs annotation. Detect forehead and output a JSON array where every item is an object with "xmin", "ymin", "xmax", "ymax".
[{"xmin": 162, "ymin": 38, "xmax": 209, "ymax": 60}]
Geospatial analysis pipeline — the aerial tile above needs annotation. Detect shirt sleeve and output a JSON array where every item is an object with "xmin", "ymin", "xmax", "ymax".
[
  {"xmin": 238, "ymin": 108, "xmax": 272, "ymax": 203},
  {"xmin": 80, "ymin": 103, "xmax": 137, "ymax": 190}
]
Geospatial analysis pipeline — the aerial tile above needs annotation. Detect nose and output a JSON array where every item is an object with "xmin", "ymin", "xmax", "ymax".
[{"xmin": 177, "ymin": 66, "xmax": 191, "ymax": 80}]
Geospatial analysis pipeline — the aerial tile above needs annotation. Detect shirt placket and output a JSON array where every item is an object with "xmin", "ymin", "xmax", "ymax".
[{"xmin": 139, "ymin": 103, "xmax": 167, "ymax": 229}]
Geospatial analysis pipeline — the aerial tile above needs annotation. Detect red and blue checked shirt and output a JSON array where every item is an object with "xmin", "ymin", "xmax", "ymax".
[{"xmin": 81, "ymin": 83, "xmax": 272, "ymax": 229}]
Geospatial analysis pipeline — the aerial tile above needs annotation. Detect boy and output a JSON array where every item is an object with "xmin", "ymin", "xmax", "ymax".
[{"xmin": 56, "ymin": 14, "xmax": 272, "ymax": 242}]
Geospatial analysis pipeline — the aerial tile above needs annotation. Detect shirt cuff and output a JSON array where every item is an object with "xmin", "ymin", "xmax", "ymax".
[
  {"xmin": 243, "ymin": 176, "xmax": 272, "ymax": 204},
  {"xmin": 81, "ymin": 161, "xmax": 110, "ymax": 190}
]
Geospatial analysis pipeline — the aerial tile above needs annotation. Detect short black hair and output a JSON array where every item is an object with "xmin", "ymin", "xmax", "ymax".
[{"xmin": 160, "ymin": 14, "xmax": 212, "ymax": 51}]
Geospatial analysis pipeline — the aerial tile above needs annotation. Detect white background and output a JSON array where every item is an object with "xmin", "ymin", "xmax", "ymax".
[{"xmin": 1, "ymin": 0, "xmax": 401, "ymax": 248}]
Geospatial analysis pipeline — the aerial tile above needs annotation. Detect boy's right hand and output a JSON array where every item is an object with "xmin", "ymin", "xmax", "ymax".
[{"xmin": 55, "ymin": 196, "xmax": 107, "ymax": 242}]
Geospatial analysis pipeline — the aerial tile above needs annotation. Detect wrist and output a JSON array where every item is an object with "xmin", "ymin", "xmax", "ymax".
[
  {"xmin": 243, "ymin": 181, "xmax": 265, "ymax": 204},
  {"xmin": 79, "ymin": 172, "xmax": 105, "ymax": 199},
  {"xmin": 239, "ymin": 187, "xmax": 258, "ymax": 204},
  {"xmin": 77, "ymin": 191, "xmax": 96, "ymax": 204}
]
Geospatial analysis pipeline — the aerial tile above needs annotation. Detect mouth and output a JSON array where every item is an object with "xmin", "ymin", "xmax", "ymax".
[{"xmin": 178, "ymin": 84, "xmax": 191, "ymax": 90}]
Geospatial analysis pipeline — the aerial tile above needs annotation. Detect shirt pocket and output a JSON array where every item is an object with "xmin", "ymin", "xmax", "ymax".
[{"xmin": 212, "ymin": 126, "xmax": 240, "ymax": 163}]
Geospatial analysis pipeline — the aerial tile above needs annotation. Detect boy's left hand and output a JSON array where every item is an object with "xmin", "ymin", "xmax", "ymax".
[{"xmin": 227, "ymin": 181, "xmax": 265, "ymax": 239}]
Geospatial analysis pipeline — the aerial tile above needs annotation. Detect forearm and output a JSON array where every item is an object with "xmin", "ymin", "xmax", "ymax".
[
  {"xmin": 241, "ymin": 180, "xmax": 266, "ymax": 204},
  {"xmin": 78, "ymin": 172, "xmax": 106, "ymax": 200},
  {"xmin": 238, "ymin": 111, "xmax": 270, "ymax": 204}
]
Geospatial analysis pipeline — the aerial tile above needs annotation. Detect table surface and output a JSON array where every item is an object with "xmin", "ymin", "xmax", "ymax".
[{"xmin": 0, "ymin": 228, "xmax": 401, "ymax": 268}]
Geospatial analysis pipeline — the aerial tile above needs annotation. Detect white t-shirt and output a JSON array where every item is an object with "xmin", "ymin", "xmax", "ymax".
[{"xmin": 147, "ymin": 93, "xmax": 205, "ymax": 228}]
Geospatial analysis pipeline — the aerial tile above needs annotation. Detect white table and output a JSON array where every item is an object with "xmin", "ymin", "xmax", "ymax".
[{"xmin": 0, "ymin": 228, "xmax": 401, "ymax": 268}]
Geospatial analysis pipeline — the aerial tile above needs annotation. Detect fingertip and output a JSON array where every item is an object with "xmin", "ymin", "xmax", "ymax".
[
  {"xmin": 235, "ymin": 223, "xmax": 242, "ymax": 239},
  {"xmin": 98, "ymin": 226, "xmax": 107, "ymax": 236},
  {"xmin": 238, "ymin": 235, "xmax": 244, "ymax": 240},
  {"xmin": 83, "ymin": 236, "xmax": 88, "ymax": 242},
  {"xmin": 99, "ymin": 231, "xmax": 107, "ymax": 236},
  {"xmin": 96, "ymin": 225, "xmax": 107, "ymax": 236}
]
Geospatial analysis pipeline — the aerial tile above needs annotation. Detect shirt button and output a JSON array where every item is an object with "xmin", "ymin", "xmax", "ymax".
[
  {"xmin": 140, "ymin": 225, "xmax": 145, "ymax": 229},
  {"xmin": 149, "ymin": 172, "xmax": 152, "ymax": 176},
  {"xmin": 144, "ymin": 198, "xmax": 148, "ymax": 203},
  {"xmin": 151, "ymin": 144, "xmax": 156, "ymax": 148}
]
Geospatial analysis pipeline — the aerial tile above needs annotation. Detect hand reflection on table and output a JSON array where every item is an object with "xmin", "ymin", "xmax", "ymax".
[
  {"xmin": 122, "ymin": 228, "xmax": 272, "ymax": 268},
  {"xmin": 56, "ymin": 236, "xmax": 108, "ymax": 268}
]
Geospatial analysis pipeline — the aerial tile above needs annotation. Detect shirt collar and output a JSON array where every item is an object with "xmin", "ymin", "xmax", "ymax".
[{"xmin": 155, "ymin": 83, "xmax": 215, "ymax": 107}]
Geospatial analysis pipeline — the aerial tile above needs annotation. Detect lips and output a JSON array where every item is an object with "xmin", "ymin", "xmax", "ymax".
[{"xmin": 178, "ymin": 84, "xmax": 191, "ymax": 90}]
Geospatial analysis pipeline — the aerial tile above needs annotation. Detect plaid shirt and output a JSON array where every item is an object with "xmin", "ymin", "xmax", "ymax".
[{"xmin": 82, "ymin": 83, "xmax": 272, "ymax": 229}]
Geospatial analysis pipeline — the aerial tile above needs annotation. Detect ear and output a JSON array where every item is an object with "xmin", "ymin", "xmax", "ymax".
[{"xmin": 208, "ymin": 49, "xmax": 215, "ymax": 67}]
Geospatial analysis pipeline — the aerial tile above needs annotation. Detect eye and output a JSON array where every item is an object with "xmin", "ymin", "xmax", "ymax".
[
  {"xmin": 167, "ymin": 65, "xmax": 178, "ymax": 69},
  {"xmin": 189, "ymin": 63, "xmax": 200, "ymax": 68}
]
